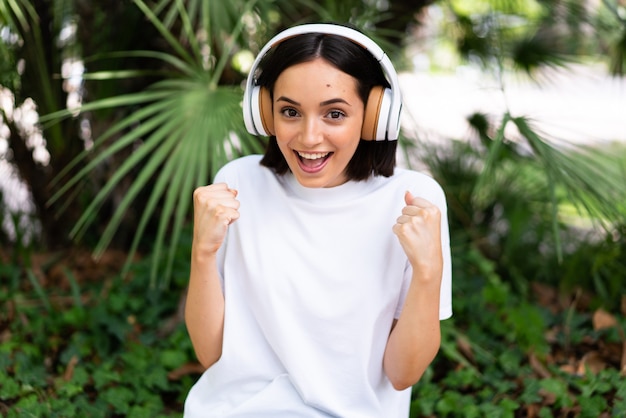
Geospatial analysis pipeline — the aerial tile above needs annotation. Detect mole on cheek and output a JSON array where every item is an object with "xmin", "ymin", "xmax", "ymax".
[{"xmin": 326, "ymin": 84, "xmax": 331, "ymax": 87}]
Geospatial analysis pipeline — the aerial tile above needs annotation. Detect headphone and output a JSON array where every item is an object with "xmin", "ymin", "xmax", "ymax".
[{"xmin": 242, "ymin": 23, "xmax": 402, "ymax": 141}]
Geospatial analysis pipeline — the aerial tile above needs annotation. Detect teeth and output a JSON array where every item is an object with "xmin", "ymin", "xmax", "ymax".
[{"xmin": 297, "ymin": 151, "xmax": 329, "ymax": 160}]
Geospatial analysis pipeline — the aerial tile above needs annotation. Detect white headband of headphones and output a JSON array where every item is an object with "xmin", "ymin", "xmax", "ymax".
[{"xmin": 242, "ymin": 23, "xmax": 402, "ymax": 141}]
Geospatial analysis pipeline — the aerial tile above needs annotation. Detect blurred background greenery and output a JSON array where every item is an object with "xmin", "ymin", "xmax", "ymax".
[{"xmin": 1, "ymin": 0, "xmax": 625, "ymax": 416}]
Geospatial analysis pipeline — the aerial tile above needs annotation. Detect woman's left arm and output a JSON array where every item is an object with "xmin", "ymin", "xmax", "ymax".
[{"xmin": 384, "ymin": 190, "xmax": 444, "ymax": 390}]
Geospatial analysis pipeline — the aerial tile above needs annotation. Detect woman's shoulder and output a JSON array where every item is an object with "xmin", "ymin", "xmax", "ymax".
[
  {"xmin": 218, "ymin": 154, "xmax": 264, "ymax": 174},
  {"xmin": 386, "ymin": 167, "xmax": 447, "ymax": 203},
  {"xmin": 214, "ymin": 155, "xmax": 265, "ymax": 183},
  {"xmin": 391, "ymin": 167, "xmax": 443, "ymax": 190}
]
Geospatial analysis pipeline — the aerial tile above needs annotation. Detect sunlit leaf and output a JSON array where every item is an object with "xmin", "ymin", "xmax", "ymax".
[{"xmin": 512, "ymin": 33, "xmax": 572, "ymax": 76}]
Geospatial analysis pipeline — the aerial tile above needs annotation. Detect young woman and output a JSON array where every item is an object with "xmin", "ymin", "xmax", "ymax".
[{"xmin": 184, "ymin": 23, "xmax": 452, "ymax": 417}]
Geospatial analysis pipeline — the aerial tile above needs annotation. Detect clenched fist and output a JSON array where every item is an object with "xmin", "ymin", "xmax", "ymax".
[
  {"xmin": 392, "ymin": 191, "xmax": 443, "ymax": 282},
  {"xmin": 192, "ymin": 183, "xmax": 240, "ymax": 255}
]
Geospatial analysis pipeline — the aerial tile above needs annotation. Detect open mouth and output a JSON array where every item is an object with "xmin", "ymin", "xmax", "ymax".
[{"xmin": 295, "ymin": 151, "xmax": 333, "ymax": 173}]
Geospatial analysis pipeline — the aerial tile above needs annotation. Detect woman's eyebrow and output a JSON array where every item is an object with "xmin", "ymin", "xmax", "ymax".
[
  {"xmin": 320, "ymin": 98, "xmax": 350, "ymax": 107},
  {"xmin": 276, "ymin": 96, "xmax": 299, "ymax": 105},
  {"xmin": 275, "ymin": 96, "xmax": 350, "ymax": 107}
]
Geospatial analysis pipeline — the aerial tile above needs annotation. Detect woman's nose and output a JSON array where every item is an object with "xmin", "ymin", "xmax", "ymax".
[{"xmin": 300, "ymin": 118, "xmax": 323, "ymax": 147}]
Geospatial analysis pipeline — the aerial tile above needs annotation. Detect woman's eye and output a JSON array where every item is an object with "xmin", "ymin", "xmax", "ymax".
[
  {"xmin": 328, "ymin": 110, "xmax": 345, "ymax": 119},
  {"xmin": 281, "ymin": 108, "xmax": 299, "ymax": 117}
]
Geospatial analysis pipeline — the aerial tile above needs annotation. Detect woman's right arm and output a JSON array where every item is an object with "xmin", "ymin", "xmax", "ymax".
[{"xmin": 185, "ymin": 183, "xmax": 240, "ymax": 369}]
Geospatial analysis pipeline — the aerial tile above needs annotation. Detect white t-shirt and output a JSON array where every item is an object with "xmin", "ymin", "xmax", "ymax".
[{"xmin": 184, "ymin": 155, "xmax": 452, "ymax": 418}]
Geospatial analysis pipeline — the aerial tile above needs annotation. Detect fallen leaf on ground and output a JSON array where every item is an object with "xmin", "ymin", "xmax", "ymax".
[
  {"xmin": 592, "ymin": 308, "xmax": 617, "ymax": 331},
  {"xmin": 456, "ymin": 335, "xmax": 475, "ymax": 364},
  {"xmin": 167, "ymin": 362, "xmax": 206, "ymax": 380},
  {"xmin": 576, "ymin": 351, "xmax": 606, "ymax": 375},
  {"xmin": 63, "ymin": 355, "xmax": 79, "ymax": 381},
  {"xmin": 529, "ymin": 353, "xmax": 551, "ymax": 378}
]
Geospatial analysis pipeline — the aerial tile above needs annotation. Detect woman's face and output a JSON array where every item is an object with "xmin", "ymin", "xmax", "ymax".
[{"xmin": 272, "ymin": 58, "xmax": 364, "ymax": 188}]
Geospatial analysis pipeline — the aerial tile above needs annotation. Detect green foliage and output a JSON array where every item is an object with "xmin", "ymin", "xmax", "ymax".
[
  {"xmin": 0, "ymin": 197, "xmax": 39, "ymax": 293},
  {"xmin": 418, "ymin": 116, "xmax": 626, "ymax": 307},
  {"xmin": 0, "ymin": 34, "xmax": 20, "ymax": 92},
  {"xmin": 559, "ymin": 224, "xmax": 626, "ymax": 310},
  {"xmin": 407, "ymin": 131, "xmax": 626, "ymax": 413},
  {"xmin": 411, "ymin": 245, "xmax": 626, "ymax": 417},
  {"xmin": 40, "ymin": 0, "xmax": 269, "ymax": 286},
  {"xmin": 596, "ymin": 0, "xmax": 626, "ymax": 74},
  {"xmin": 0, "ymin": 253, "xmax": 196, "ymax": 417},
  {"xmin": 440, "ymin": 0, "xmax": 626, "ymax": 76}
]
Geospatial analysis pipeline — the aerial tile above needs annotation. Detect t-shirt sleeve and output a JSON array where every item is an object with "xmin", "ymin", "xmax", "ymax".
[{"xmin": 438, "ymin": 199, "xmax": 453, "ymax": 319}]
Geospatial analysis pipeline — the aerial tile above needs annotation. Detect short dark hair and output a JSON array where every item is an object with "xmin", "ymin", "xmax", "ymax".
[{"xmin": 256, "ymin": 29, "xmax": 397, "ymax": 180}]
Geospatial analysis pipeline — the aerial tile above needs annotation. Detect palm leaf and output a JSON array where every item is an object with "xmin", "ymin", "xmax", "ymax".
[
  {"xmin": 469, "ymin": 113, "xmax": 626, "ymax": 261},
  {"xmin": 474, "ymin": 113, "xmax": 510, "ymax": 196},
  {"xmin": 71, "ymin": 104, "xmax": 183, "ymax": 241},
  {"xmin": 609, "ymin": 27, "xmax": 626, "ymax": 75},
  {"xmin": 511, "ymin": 32, "xmax": 572, "ymax": 76},
  {"xmin": 43, "ymin": 89, "xmax": 176, "ymax": 193},
  {"xmin": 513, "ymin": 117, "xmax": 626, "ymax": 261},
  {"xmin": 44, "ymin": 0, "xmax": 268, "ymax": 287},
  {"xmin": 83, "ymin": 50, "xmax": 199, "ymax": 76},
  {"xmin": 513, "ymin": 116, "xmax": 626, "ymax": 225},
  {"xmin": 114, "ymin": 85, "xmax": 254, "ymax": 285},
  {"xmin": 56, "ymin": 77, "xmax": 260, "ymax": 285},
  {"xmin": 132, "ymin": 0, "xmax": 196, "ymax": 66}
]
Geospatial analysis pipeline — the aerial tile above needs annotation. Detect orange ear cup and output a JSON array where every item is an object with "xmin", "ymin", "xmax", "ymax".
[
  {"xmin": 259, "ymin": 87, "xmax": 275, "ymax": 136},
  {"xmin": 361, "ymin": 86, "xmax": 385, "ymax": 141}
]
